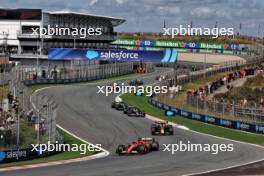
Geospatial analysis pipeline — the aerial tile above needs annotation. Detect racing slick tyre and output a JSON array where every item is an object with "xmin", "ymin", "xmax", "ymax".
[
  {"xmin": 151, "ymin": 128, "xmax": 156, "ymax": 135},
  {"xmin": 137, "ymin": 145, "xmax": 147, "ymax": 154},
  {"xmin": 151, "ymin": 141, "xmax": 159, "ymax": 151},
  {"xmin": 116, "ymin": 144, "xmax": 126, "ymax": 155},
  {"xmin": 169, "ymin": 127, "xmax": 174, "ymax": 135},
  {"xmin": 140, "ymin": 112, "xmax": 145, "ymax": 117}
]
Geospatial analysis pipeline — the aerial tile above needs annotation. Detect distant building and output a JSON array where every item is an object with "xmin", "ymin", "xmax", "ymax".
[{"xmin": 0, "ymin": 8, "xmax": 125, "ymax": 61}]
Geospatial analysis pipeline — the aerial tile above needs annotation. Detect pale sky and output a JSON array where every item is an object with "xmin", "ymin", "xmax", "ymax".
[{"xmin": 1, "ymin": 0, "xmax": 264, "ymax": 37}]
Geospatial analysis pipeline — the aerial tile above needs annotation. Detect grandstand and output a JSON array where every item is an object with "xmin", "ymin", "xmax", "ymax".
[{"xmin": 0, "ymin": 9, "xmax": 125, "ymax": 63}]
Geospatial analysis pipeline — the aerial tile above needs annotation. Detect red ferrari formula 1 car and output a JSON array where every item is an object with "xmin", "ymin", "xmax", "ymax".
[{"xmin": 116, "ymin": 138, "xmax": 159, "ymax": 155}]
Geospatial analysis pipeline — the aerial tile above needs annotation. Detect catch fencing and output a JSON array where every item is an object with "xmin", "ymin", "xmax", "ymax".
[
  {"xmin": 151, "ymin": 59, "xmax": 264, "ymax": 133},
  {"xmin": 1, "ymin": 62, "xmax": 133, "ymax": 151}
]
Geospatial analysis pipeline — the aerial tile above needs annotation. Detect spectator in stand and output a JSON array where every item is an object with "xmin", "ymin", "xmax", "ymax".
[
  {"xmin": 207, "ymin": 83, "xmax": 211, "ymax": 95},
  {"xmin": 239, "ymin": 69, "xmax": 246, "ymax": 77},
  {"xmin": 186, "ymin": 67, "xmax": 263, "ymax": 111},
  {"xmin": 260, "ymin": 96, "xmax": 264, "ymax": 108},
  {"xmin": 226, "ymin": 84, "xmax": 233, "ymax": 91},
  {"xmin": 7, "ymin": 92, "xmax": 13, "ymax": 105},
  {"xmin": 27, "ymin": 109, "xmax": 34, "ymax": 122},
  {"xmin": 0, "ymin": 110, "xmax": 16, "ymax": 131},
  {"xmin": 234, "ymin": 71, "xmax": 239, "ymax": 79},
  {"xmin": 243, "ymin": 98, "xmax": 248, "ymax": 106}
]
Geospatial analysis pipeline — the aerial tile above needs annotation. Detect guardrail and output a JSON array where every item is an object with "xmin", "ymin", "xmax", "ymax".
[
  {"xmin": 17, "ymin": 62, "xmax": 133, "ymax": 86},
  {"xmin": 148, "ymin": 97, "xmax": 264, "ymax": 134},
  {"xmin": 0, "ymin": 145, "xmax": 61, "ymax": 164}
]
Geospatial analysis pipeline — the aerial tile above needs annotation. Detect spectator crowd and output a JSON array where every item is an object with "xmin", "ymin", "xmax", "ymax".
[
  {"xmin": 187, "ymin": 66, "xmax": 263, "ymax": 102},
  {"xmin": 0, "ymin": 93, "xmax": 18, "ymax": 132}
]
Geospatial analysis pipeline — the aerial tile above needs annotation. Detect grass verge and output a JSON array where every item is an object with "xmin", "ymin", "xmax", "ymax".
[
  {"xmin": 121, "ymin": 93, "xmax": 264, "ymax": 145},
  {"xmin": 0, "ymin": 72, "xmax": 139, "ymax": 167}
]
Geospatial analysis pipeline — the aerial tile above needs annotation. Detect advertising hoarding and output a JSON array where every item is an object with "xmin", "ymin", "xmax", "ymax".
[
  {"xmin": 149, "ymin": 98, "xmax": 264, "ymax": 134},
  {"xmin": 111, "ymin": 39, "xmax": 136, "ymax": 45},
  {"xmin": 48, "ymin": 48, "xmax": 177, "ymax": 62},
  {"xmin": 111, "ymin": 39, "xmax": 240, "ymax": 50}
]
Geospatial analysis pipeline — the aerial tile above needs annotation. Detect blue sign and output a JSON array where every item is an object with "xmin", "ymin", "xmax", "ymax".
[
  {"xmin": 220, "ymin": 119, "xmax": 232, "ymax": 127},
  {"xmin": 192, "ymin": 112, "xmax": 202, "ymax": 120},
  {"xmin": 184, "ymin": 42, "xmax": 200, "ymax": 49},
  {"xmin": 165, "ymin": 110, "xmax": 175, "ymax": 117},
  {"xmin": 236, "ymin": 121, "xmax": 241, "ymax": 129},
  {"xmin": 0, "ymin": 151, "xmax": 6, "ymax": 161},
  {"xmin": 48, "ymin": 48, "xmax": 177, "ymax": 62},
  {"xmin": 138, "ymin": 40, "xmax": 155, "ymax": 47},
  {"xmin": 255, "ymin": 125, "xmax": 264, "ymax": 133},
  {"xmin": 135, "ymin": 90, "xmax": 143, "ymax": 96}
]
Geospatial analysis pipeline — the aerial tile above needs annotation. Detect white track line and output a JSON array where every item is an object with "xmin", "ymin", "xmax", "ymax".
[
  {"xmin": 183, "ymin": 128, "xmax": 264, "ymax": 176},
  {"xmin": 0, "ymin": 124, "xmax": 109, "ymax": 172},
  {"xmin": 116, "ymin": 76, "xmax": 264, "ymax": 176},
  {"xmin": 183, "ymin": 158, "xmax": 264, "ymax": 176},
  {"xmin": 0, "ymin": 85, "xmax": 111, "ymax": 172},
  {"xmin": 0, "ymin": 139, "xmax": 108, "ymax": 172},
  {"xmin": 121, "ymin": 92, "xmax": 264, "ymax": 176}
]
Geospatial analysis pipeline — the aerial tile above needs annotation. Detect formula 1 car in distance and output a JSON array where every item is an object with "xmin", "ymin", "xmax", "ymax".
[
  {"xmin": 124, "ymin": 106, "xmax": 145, "ymax": 117},
  {"xmin": 116, "ymin": 138, "xmax": 159, "ymax": 155},
  {"xmin": 136, "ymin": 66, "xmax": 146, "ymax": 73},
  {"xmin": 156, "ymin": 75, "xmax": 168, "ymax": 81},
  {"xmin": 111, "ymin": 101, "xmax": 127, "ymax": 111},
  {"xmin": 129, "ymin": 79, "xmax": 143, "ymax": 86},
  {"xmin": 123, "ymin": 105, "xmax": 134, "ymax": 114},
  {"xmin": 151, "ymin": 121, "xmax": 174, "ymax": 135}
]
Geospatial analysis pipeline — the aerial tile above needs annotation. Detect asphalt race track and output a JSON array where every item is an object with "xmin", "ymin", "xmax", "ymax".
[{"xmin": 3, "ymin": 68, "xmax": 264, "ymax": 176}]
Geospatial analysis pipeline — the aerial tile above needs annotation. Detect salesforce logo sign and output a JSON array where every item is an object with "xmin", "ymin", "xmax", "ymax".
[
  {"xmin": 86, "ymin": 50, "xmax": 139, "ymax": 61},
  {"xmin": 0, "ymin": 151, "xmax": 6, "ymax": 162},
  {"xmin": 86, "ymin": 51, "xmax": 99, "ymax": 60}
]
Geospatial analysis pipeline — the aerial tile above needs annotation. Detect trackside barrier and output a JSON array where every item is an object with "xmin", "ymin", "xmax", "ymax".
[
  {"xmin": 22, "ymin": 73, "xmax": 128, "ymax": 86},
  {"xmin": 20, "ymin": 62, "xmax": 134, "ymax": 85},
  {"xmin": 0, "ymin": 63, "xmax": 134, "ymax": 163},
  {"xmin": 0, "ymin": 146, "xmax": 60, "ymax": 163},
  {"xmin": 148, "ymin": 59, "xmax": 264, "ymax": 134},
  {"xmin": 148, "ymin": 97, "xmax": 264, "ymax": 134},
  {"xmin": 22, "ymin": 63, "xmax": 134, "ymax": 86}
]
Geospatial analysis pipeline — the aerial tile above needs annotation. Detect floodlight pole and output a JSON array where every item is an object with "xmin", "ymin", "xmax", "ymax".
[
  {"xmin": 204, "ymin": 47, "xmax": 207, "ymax": 78},
  {"xmin": 73, "ymin": 36, "xmax": 76, "ymax": 49},
  {"xmin": 173, "ymin": 61, "xmax": 177, "ymax": 86}
]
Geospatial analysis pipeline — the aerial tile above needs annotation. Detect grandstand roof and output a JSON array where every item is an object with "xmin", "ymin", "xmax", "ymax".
[{"xmin": 46, "ymin": 10, "xmax": 126, "ymax": 27}]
